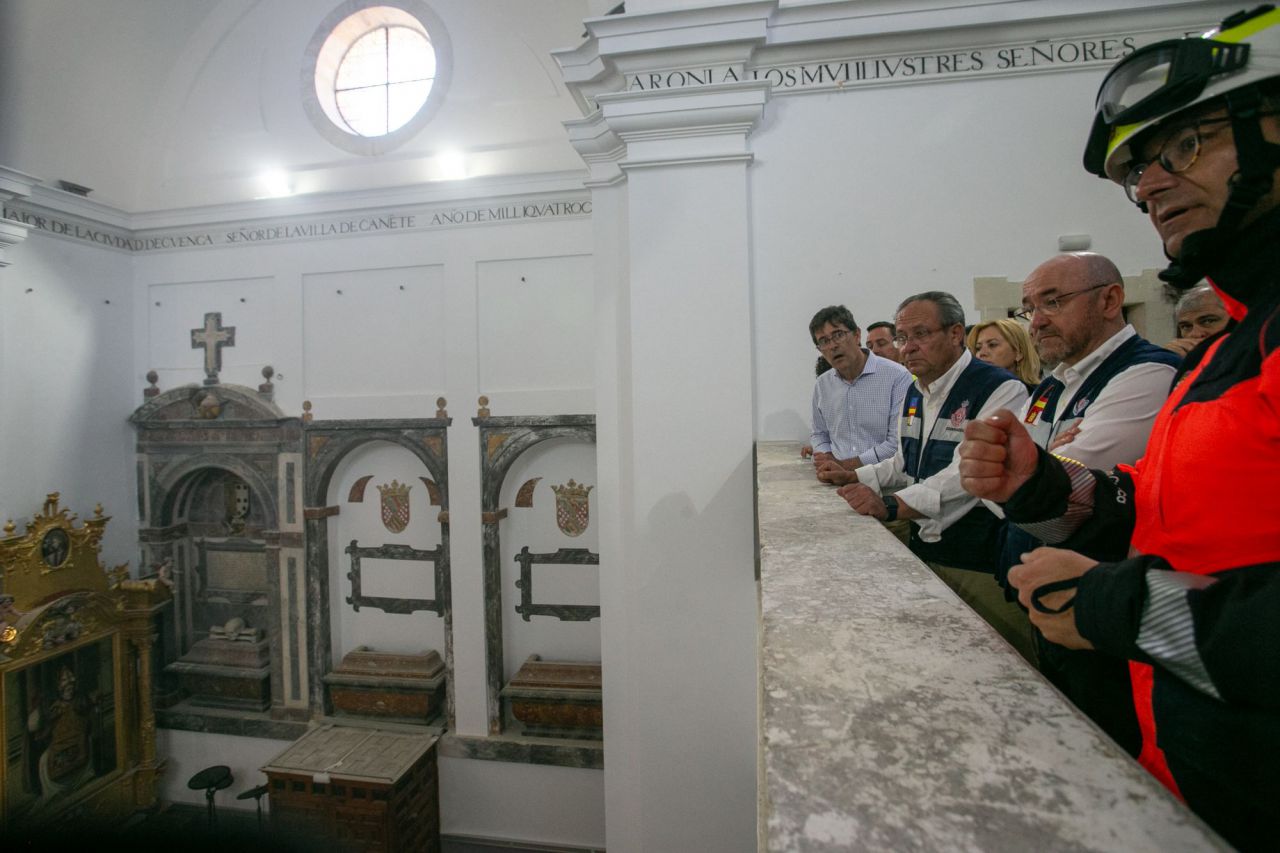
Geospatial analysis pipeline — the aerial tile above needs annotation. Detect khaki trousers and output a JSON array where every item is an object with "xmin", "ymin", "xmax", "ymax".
[
  {"xmin": 881, "ymin": 519, "xmax": 912, "ymax": 548},
  {"xmin": 927, "ymin": 561, "xmax": 1039, "ymax": 667}
]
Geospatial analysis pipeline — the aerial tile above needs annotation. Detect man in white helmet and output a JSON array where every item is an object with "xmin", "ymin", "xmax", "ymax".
[{"xmin": 958, "ymin": 7, "xmax": 1280, "ymax": 849}]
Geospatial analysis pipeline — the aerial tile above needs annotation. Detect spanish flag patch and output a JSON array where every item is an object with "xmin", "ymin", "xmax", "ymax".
[{"xmin": 1024, "ymin": 392, "xmax": 1051, "ymax": 424}]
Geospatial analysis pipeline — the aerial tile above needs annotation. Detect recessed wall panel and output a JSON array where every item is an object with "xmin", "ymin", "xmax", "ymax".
[
  {"xmin": 147, "ymin": 277, "xmax": 276, "ymax": 389},
  {"xmin": 303, "ymin": 265, "xmax": 445, "ymax": 398},
  {"xmin": 477, "ymin": 255, "xmax": 592, "ymax": 395}
]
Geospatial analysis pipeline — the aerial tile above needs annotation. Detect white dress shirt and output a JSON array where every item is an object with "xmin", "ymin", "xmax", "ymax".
[
  {"xmin": 1018, "ymin": 324, "xmax": 1175, "ymax": 469},
  {"xmin": 857, "ymin": 350, "xmax": 1028, "ymax": 543}
]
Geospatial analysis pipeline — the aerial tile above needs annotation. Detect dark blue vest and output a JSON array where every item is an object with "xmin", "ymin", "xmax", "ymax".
[
  {"xmin": 997, "ymin": 333, "xmax": 1181, "ymax": 585},
  {"xmin": 899, "ymin": 357, "xmax": 1017, "ymax": 571}
]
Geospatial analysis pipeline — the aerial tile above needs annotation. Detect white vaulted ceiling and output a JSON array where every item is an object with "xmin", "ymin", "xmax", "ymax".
[{"xmin": 0, "ymin": 0, "xmax": 599, "ymax": 214}]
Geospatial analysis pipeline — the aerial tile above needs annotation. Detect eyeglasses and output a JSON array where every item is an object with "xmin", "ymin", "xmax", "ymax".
[
  {"xmin": 1122, "ymin": 116, "xmax": 1233, "ymax": 204},
  {"xmin": 891, "ymin": 327, "xmax": 945, "ymax": 346},
  {"xmin": 815, "ymin": 328, "xmax": 852, "ymax": 350},
  {"xmin": 1014, "ymin": 282, "xmax": 1112, "ymax": 321}
]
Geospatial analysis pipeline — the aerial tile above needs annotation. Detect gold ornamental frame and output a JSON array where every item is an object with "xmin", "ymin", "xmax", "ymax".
[{"xmin": 0, "ymin": 493, "xmax": 170, "ymax": 832}]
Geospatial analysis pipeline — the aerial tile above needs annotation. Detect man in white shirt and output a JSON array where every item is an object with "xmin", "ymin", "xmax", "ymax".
[
  {"xmin": 998, "ymin": 251, "xmax": 1179, "ymax": 747},
  {"xmin": 837, "ymin": 292, "xmax": 1031, "ymax": 658},
  {"xmin": 1015, "ymin": 253, "xmax": 1180, "ymax": 469}
]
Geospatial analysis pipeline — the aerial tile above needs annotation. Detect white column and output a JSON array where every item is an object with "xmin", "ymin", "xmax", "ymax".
[{"xmin": 569, "ymin": 81, "xmax": 768, "ymax": 853}]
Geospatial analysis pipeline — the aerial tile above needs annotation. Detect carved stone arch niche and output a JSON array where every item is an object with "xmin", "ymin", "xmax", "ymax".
[
  {"xmin": 303, "ymin": 418, "xmax": 453, "ymax": 729},
  {"xmin": 130, "ymin": 383, "xmax": 308, "ymax": 738},
  {"xmin": 468, "ymin": 412, "xmax": 602, "ymax": 766},
  {"xmin": 152, "ymin": 458, "xmax": 278, "ymax": 701}
]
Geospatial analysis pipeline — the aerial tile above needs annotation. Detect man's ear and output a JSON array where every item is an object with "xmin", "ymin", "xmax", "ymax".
[{"xmin": 1103, "ymin": 283, "xmax": 1126, "ymax": 318}]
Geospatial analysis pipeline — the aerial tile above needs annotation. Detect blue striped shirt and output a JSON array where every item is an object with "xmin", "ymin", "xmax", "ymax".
[{"xmin": 810, "ymin": 350, "xmax": 913, "ymax": 464}]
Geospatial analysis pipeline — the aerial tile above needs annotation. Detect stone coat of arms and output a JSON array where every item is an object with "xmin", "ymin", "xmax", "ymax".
[
  {"xmin": 377, "ymin": 480, "xmax": 412, "ymax": 533},
  {"xmin": 551, "ymin": 479, "xmax": 593, "ymax": 537}
]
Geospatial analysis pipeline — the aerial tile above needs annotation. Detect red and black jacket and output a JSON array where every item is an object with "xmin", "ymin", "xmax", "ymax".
[{"xmin": 999, "ymin": 208, "xmax": 1280, "ymax": 853}]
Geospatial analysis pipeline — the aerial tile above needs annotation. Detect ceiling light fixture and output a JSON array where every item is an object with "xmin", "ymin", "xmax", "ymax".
[
  {"xmin": 259, "ymin": 170, "xmax": 294, "ymax": 198},
  {"xmin": 437, "ymin": 149, "xmax": 467, "ymax": 181}
]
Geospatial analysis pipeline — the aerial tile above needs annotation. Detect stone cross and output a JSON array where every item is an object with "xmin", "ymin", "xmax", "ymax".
[{"xmin": 190, "ymin": 312, "xmax": 236, "ymax": 386}]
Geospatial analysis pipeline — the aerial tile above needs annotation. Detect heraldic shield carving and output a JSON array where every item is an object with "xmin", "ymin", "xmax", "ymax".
[
  {"xmin": 377, "ymin": 480, "xmax": 412, "ymax": 533},
  {"xmin": 551, "ymin": 479, "xmax": 593, "ymax": 537}
]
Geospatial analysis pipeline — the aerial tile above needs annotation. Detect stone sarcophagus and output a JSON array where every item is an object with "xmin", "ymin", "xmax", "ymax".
[
  {"xmin": 323, "ymin": 647, "xmax": 445, "ymax": 725},
  {"xmin": 501, "ymin": 655, "xmax": 602, "ymax": 739},
  {"xmin": 166, "ymin": 617, "xmax": 271, "ymax": 711}
]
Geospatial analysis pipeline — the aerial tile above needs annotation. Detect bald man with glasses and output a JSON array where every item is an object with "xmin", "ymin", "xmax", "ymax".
[
  {"xmin": 996, "ymin": 252, "xmax": 1180, "ymax": 750},
  {"xmin": 1013, "ymin": 253, "xmax": 1179, "ymax": 468}
]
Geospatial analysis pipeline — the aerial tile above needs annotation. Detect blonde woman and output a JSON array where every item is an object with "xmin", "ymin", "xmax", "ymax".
[{"xmin": 966, "ymin": 318, "xmax": 1040, "ymax": 390}]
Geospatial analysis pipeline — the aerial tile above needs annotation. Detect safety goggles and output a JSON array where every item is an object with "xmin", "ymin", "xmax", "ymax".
[{"xmin": 1084, "ymin": 37, "xmax": 1251, "ymax": 176}]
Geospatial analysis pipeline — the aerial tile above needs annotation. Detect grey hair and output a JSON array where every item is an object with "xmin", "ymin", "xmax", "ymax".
[
  {"xmin": 1175, "ymin": 283, "xmax": 1222, "ymax": 315},
  {"xmin": 896, "ymin": 291, "xmax": 966, "ymax": 328}
]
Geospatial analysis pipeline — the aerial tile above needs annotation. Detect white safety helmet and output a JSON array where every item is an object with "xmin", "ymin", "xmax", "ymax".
[{"xmin": 1084, "ymin": 5, "xmax": 1280, "ymax": 182}]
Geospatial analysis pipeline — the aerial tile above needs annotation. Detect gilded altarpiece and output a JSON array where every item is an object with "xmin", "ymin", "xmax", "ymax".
[{"xmin": 0, "ymin": 494, "xmax": 169, "ymax": 831}]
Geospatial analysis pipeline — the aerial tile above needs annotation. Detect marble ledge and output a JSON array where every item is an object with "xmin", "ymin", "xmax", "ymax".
[{"xmin": 754, "ymin": 441, "xmax": 1225, "ymax": 853}]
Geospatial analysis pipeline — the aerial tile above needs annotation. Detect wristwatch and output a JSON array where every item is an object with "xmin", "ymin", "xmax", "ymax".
[{"xmin": 881, "ymin": 495, "xmax": 899, "ymax": 522}]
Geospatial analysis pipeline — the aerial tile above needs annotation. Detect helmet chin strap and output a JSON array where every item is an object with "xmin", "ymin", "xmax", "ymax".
[{"xmin": 1160, "ymin": 87, "xmax": 1280, "ymax": 290}]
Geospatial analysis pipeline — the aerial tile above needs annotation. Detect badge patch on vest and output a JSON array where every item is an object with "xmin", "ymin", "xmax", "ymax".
[
  {"xmin": 1026, "ymin": 391, "xmax": 1051, "ymax": 424},
  {"xmin": 1072, "ymin": 396, "xmax": 1091, "ymax": 417},
  {"xmin": 949, "ymin": 401, "xmax": 970, "ymax": 429}
]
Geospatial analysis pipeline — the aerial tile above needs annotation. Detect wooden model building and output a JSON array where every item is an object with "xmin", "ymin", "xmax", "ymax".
[{"xmin": 0, "ymin": 493, "xmax": 170, "ymax": 832}]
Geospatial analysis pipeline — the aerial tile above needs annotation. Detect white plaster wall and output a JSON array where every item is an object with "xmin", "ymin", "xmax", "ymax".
[
  {"xmin": 133, "ymin": 212, "xmax": 603, "ymax": 843},
  {"xmin": 750, "ymin": 67, "xmax": 1173, "ymax": 441},
  {"xmin": 439, "ymin": 757, "xmax": 605, "ymax": 848},
  {"xmin": 0, "ymin": 233, "xmax": 136, "ymax": 567},
  {"xmin": 302, "ymin": 264, "xmax": 448, "ymax": 411}
]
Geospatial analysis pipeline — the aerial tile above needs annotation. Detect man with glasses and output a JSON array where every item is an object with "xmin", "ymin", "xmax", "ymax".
[
  {"xmin": 959, "ymin": 8, "xmax": 1280, "ymax": 847},
  {"xmin": 998, "ymin": 251, "xmax": 1179, "ymax": 751},
  {"xmin": 807, "ymin": 305, "xmax": 912, "ymax": 485},
  {"xmin": 837, "ymin": 292, "xmax": 1030, "ymax": 658}
]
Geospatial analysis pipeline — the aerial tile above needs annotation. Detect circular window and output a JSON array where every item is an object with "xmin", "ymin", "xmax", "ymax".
[{"xmin": 303, "ymin": 1, "xmax": 452, "ymax": 155}]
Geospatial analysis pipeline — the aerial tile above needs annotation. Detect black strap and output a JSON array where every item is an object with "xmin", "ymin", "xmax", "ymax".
[{"xmin": 1030, "ymin": 577, "xmax": 1081, "ymax": 614}]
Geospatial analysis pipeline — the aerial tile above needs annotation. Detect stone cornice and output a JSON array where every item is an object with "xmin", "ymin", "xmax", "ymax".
[
  {"xmin": 564, "ymin": 112, "xmax": 627, "ymax": 187},
  {"xmin": 553, "ymin": 0, "xmax": 1240, "ymax": 113},
  {"xmin": 0, "ymin": 167, "xmax": 39, "ymax": 265},
  {"xmin": 0, "ymin": 166, "xmax": 40, "ymax": 200},
  {"xmin": 597, "ymin": 81, "xmax": 769, "ymax": 139},
  {"xmin": 3, "ymin": 181, "xmax": 593, "ymax": 257},
  {"xmin": 0, "ymin": 218, "xmax": 31, "ymax": 268},
  {"xmin": 596, "ymin": 81, "xmax": 769, "ymax": 168}
]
